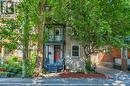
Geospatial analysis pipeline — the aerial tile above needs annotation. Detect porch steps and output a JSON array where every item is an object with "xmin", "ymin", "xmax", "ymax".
[
  {"xmin": 45, "ymin": 64, "xmax": 63, "ymax": 72},
  {"xmin": 47, "ymin": 66, "xmax": 58, "ymax": 72}
]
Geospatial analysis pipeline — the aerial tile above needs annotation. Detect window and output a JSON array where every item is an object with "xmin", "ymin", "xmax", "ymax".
[
  {"xmin": 6, "ymin": 1, "xmax": 14, "ymax": 14},
  {"xmin": 0, "ymin": 1, "xmax": 6, "ymax": 14},
  {"xmin": 0, "ymin": 1, "xmax": 15, "ymax": 15},
  {"xmin": 55, "ymin": 29, "xmax": 60, "ymax": 36},
  {"xmin": 72, "ymin": 45, "xmax": 80, "ymax": 57}
]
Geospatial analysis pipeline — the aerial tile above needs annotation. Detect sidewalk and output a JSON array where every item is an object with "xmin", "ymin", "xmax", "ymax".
[
  {"xmin": 96, "ymin": 65, "xmax": 121, "ymax": 78},
  {"xmin": 0, "ymin": 66, "xmax": 129, "ymax": 86},
  {"xmin": 96, "ymin": 65, "xmax": 130, "ymax": 85},
  {"xmin": 0, "ymin": 78, "xmax": 126, "ymax": 86}
]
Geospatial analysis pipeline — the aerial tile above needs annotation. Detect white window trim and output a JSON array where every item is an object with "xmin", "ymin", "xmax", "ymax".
[
  {"xmin": 0, "ymin": 1, "xmax": 18, "ymax": 15},
  {"xmin": 71, "ymin": 44, "xmax": 80, "ymax": 58}
]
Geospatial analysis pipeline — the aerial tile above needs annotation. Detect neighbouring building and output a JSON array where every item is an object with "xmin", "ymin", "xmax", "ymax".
[{"xmin": 98, "ymin": 47, "xmax": 130, "ymax": 71}]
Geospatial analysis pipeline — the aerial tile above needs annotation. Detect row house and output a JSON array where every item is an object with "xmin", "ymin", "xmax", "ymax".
[{"xmin": 44, "ymin": 24, "xmax": 86, "ymax": 72}]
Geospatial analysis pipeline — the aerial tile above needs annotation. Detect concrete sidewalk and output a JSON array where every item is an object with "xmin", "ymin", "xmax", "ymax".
[
  {"xmin": 0, "ymin": 66, "xmax": 129, "ymax": 86},
  {"xmin": 96, "ymin": 65, "xmax": 130, "ymax": 85},
  {"xmin": 96, "ymin": 65, "xmax": 121, "ymax": 77},
  {"xmin": 0, "ymin": 78, "xmax": 126, "ymax": 86}
]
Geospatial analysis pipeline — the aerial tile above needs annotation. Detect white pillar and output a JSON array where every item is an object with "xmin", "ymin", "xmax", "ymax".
[{"xmin": 1, "ymin": 46, "xmax": 5, "ymax": 64}]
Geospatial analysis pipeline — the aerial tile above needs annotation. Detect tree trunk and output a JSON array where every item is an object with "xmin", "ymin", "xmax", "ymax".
[
  {"xmin": 34, "ymin": 23, "xmax": 44, "ymax": 76},
  {"xmin": 22, "ymin": 39, "xmax": 29, "ymax": 77},
  {"xmin": 22, "ymin": 14, "xmax": 30, "ymax": 77},
  {"xmin": 121, "ymin": 48, "xmax": 128, "ymax": 71},
  {"xmin": 83, "ymin": 46, "xmax": 92, "ymax": 73},
  {"xmin": 33, "ymin": 0, "xmax": 46, "ymax": 77}
]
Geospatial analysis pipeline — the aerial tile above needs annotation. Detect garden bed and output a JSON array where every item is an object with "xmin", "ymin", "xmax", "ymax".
[
  {"xmin": 0, "ymin": 68, "xmax": 8, "ymax": 78},
  {"xmin": 0, "ymin": 68, "xmax": 7, "ymax": 72},
  {"xmin": 57, "ymin": 73, "xmax": 111, "ymax": 78}
]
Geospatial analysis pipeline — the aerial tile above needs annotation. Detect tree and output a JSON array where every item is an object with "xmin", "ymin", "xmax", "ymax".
[
  {"xmin": 50, "ymin": 0, "xmax": 130, "ymax": 71},
  {"xmin": 70, "ymin": 0, "xmax": 130, "ymax": 70},
  {"xmin": 0, "ymin": 19, "xmax": 18, "ymax": 64},
  {"xmin": 100, "ymin": 0, "xmax": 130, "ymax": 71},
  {"xmin": 17, "ymin": 0, "xmax": 47, "ymax": 76},
  {"xmin": 67, "ymin": 0, "xmax": 112, "ymax": 70}
]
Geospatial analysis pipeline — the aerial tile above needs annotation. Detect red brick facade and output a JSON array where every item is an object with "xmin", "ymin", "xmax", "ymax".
[{"xmin": 98, "ymin": 48, "xmax": 130, "ymax": 63}]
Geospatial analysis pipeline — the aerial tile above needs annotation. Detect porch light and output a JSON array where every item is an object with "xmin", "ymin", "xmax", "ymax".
[{"xmin": 44, "ymin": 4, "xmax": 51, "ymax": 12}]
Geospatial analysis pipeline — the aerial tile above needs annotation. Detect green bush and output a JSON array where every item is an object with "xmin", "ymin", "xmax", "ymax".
[
  {"xmin": 3, "ymin": 63, "xmax": 22, "ymax": 77},
  {"xmin": 24, "ymin": 52, "xmax": 36, "ymax": 77},
  {"xmin": 0, "ymin": 72, "xmax": 9, "ymax": 78},
  {"xmin": 7, "ymin": 56, "xmax": 21, "ymax": 64},
  {"xmin": 0, "ymin": 56, "xmax": 22, "ymax": 77},
  {"xmin": 0, "ymin": 52, "xmax": 37, "ymax": 78},
  {"xmin": 85, "ymin": 59, "xmax": 96, "ymax": 73}
]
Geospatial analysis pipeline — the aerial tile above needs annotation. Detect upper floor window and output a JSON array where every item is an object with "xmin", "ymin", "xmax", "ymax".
[
  {"xmin": 55, "ymin": 29, "xmax": 60, "ymax": 36},
  {"xmin": 6, "ymin": 1, "xmax": 14, "ymax": 14},
  {"xmin": 0, "ymin": 1, "xmax": 18, "ymax": 15},
  {"xmin": 45, "ymin": 26, "xmax": 64, "ymax": 42},
  {"xmin": 71, "ymin": 45, "xmax": 80, "ymax": 57}
]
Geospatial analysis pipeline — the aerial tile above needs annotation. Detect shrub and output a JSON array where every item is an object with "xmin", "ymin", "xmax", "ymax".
[
  {"xmin": 24, "ymin": 52, "xmax": 36, "ymax": 77},
  {"xmin": 85, "ymin": 60, "xmax": 96, "ymax": 73},
  {"xmin": 0, "ymin": 72, "xmax": 9, "ymax": 78},
  {"xmin": 0, "ymin": 56, "xmax": 22, "ymax": 77}
]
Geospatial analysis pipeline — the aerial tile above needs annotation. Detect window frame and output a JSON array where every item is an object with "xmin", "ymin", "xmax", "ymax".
[
  {"xmin": 0, "ymin": 1, "xmax": 16, "ymax": 15},
  {"xmin": 6, "ymin": 1, "xmax": 15, "ymax": 14},
  {"xmin": 71, "ymin": 44, "xmax": 80, "ymax": 57}
]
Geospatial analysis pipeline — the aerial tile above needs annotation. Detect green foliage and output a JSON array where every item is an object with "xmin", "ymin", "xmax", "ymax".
[
  {"xmin": 49, "ymin": 0, "xmax": 130, "ymax": 72},
  {"xmin": 24, "ymin": 52, "xmax": 36, "ymax": 77},
  {"xmin": 50, "ymin": 0, "xmax": 130, "ymax": 48},
  {"xmin": 0, "ymin": 72, "xmax": 9, "ymax": 78},
  {"xmin": 85, "ymin": 61, "xmax": 95, "ymax": 73},
  {"xmin": 0, "ymin": 20, "xmax": 18, "ymax": 50},
  {"xmin": 7, "ymin": 56, "xmax": 20, "ymax": 62},
  {"xmin": 0, "ymin": 56, "xmax": 22, "ymax": 77},
  {"xmin": 17, "ymin": 0, "xmax": 47, "ymax": 75}
]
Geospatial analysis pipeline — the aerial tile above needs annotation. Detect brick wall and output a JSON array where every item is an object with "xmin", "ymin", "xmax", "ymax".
[
  {"xmin": 99, "ymin": 48, "xmax": 130, "ymax": 63},
  {"xmin": 98, "ymin": 53, "xmax": 113, "ymax": 62}
]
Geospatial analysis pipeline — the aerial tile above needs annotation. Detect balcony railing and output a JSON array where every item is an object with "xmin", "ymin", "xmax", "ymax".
[{"xmin": 46, "ymin": 34, "xmax": 64, "ymax": 43}]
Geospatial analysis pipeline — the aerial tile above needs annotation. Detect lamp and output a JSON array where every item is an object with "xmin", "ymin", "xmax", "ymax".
[{"xmin": 44, "ymin": 4, "xmax": 51, "ymax": 12}]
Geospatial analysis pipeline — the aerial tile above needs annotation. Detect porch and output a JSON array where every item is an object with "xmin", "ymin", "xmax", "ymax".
[{"xmin": 44, "ymin": 45, "xmax": 64, "ymax": 72}]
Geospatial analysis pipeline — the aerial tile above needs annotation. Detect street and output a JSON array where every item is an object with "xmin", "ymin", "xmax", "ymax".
[{"xmin": 0, "ymin": 77, "xmax": 129, "ymax": 86}]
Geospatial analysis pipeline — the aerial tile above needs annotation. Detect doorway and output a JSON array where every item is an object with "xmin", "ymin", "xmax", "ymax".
[{"xmin": 54, "ymin": 45, "xmax": 61, "ymax": 63}]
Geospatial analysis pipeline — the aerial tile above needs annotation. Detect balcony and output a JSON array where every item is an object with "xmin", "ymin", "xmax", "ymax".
[
  {"xmin": 47, "ymin": 34, "xmax": 64, "ymax": 43},
  {"xmin": 45, "ymin": 25, "xmax": 65, "ymax": 44}
]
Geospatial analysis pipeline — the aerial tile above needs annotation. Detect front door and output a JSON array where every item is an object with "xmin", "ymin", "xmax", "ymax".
[{"xmin": 54, "ymin": 45, "xmax": 61, "ymax": 63}]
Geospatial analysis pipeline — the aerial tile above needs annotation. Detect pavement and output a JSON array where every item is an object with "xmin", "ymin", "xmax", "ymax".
[
  {"xmin": 0, "ymin": 66, "xmax": 129, "ymax": 86},
  {"xmin": 0, "ymin": 78, "xmax": 127, "ymax": 86},
  {"xmin": 96, "ymin": 65, "xmax": 130, "ymax": 85}
]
